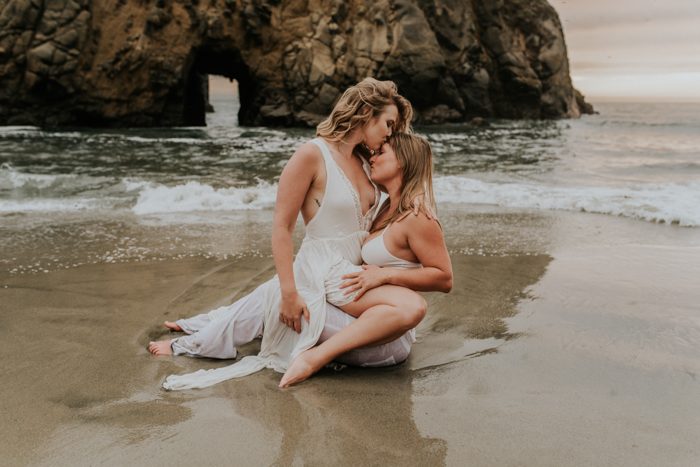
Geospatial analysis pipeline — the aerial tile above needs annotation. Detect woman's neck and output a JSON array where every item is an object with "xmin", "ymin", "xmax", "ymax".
[
  {"xmin": 327, "ymin": 131, "xmax": 362, "ymax": 160},
  {"xmin": 378, "ymin": 183, "xmax": 402, "ymax": 221},
  {"xmin": 385, "ymin": 180, "xmax": 402, "ymax": 209}
]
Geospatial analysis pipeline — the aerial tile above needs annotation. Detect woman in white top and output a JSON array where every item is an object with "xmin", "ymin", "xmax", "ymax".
[
  {"xmin": 150, "ymin": 79, "xmax": 435, "ymax": 389},
  {"xmin": 153, "ymin": 133, "xmax": 451, "ymax": 391},
  {"xmin": 280, "ymin": 132, "xmax": 452, "ymax": 386}
]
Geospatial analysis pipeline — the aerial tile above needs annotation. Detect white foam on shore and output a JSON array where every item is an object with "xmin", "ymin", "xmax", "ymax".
[
  {"xmin": 434, "ymin": 176, "xmax": 700, "ymax": 226},
  {"xmin": 129, "ymin": 177, "xmax": 700, "ymax": 226},
  {"xmin": 122, "ymin": 178, "xmax": 155, "ymax": 192},
  {"xmin": 2, "ymin": 165, "xmax": 698, "ymax": 226},
  {"xmin": 131, "ymin": 180, "xmax": 277, "ymax": 214}
]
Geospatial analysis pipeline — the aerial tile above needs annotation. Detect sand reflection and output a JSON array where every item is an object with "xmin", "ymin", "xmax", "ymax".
[
  {"xmin": 219, "ymin": 369, "xmax": 447, "ymax": 465},
  {"xmin": 412, "ymin": 253, "xmax": 552, "ymax": 369}
]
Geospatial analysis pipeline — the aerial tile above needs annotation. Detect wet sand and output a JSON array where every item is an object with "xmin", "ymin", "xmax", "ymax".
[{"xmin": 1, "ymin": 208, "xmax": 699, "ymax": 466}]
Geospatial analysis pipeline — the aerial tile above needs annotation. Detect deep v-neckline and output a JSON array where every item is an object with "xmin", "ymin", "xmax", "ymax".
[{"xmin": 325, "ymin": 143, "xmax": 376, "ymax": 218}]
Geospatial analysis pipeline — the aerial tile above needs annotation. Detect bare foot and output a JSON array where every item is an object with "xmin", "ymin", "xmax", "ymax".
[
  {"xmin": 279, "ymin": 348, "xmax": 324, "ymax": 388},
  {"xmin": 148, "ymin": 339, "xmax": 174, "ymax": 356},
  {"xmin": 164, "ymin": 321, "xmax": 183, "ymax": 332}
]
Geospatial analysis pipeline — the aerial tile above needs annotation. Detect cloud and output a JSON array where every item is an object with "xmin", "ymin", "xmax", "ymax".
[
  {"xmin": 549, "ymin": 0, "xmax": 700, "ymax": 98},
  {"xmin": 550, "ymin": 0, "xmax": 699, "ymax": 30}
]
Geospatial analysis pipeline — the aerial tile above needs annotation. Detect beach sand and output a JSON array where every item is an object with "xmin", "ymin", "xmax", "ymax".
[{"xmin": 1, "ymin": 207, "xmax": 699, "ymax": 466}]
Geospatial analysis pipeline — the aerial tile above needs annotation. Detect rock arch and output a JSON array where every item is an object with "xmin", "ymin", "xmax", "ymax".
[
  {"xmin": 0, "ymin": 0, "xmax": 592, "ymax": 127},
  {"xmin": 178, "ymin": 43, "xmax": 254, "ymax": 126}
]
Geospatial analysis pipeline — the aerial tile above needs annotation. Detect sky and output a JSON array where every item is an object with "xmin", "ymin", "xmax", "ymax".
[{"xmin": 549, "ymin": 0, "xmax": 700, "ymax": 102}]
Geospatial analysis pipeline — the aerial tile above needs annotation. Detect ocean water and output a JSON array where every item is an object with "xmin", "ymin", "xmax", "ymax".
[{"xmin": 1, "ymin": 98, "xmax": 699, "ymax": 273}]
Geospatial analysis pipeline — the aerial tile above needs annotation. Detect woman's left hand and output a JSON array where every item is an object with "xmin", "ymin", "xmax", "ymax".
[{"xmin": 340, "ymin": 265, "xmax": 388, "ymax": 301}]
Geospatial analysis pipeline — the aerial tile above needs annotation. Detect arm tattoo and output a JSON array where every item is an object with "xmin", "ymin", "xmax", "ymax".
[{"xmin": 314, "ymin": 198, "xmax": 321, "ymax": 207}]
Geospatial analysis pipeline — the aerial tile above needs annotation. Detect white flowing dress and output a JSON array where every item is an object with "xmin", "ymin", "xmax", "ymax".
[{"xmin": 163, "ymin": 138, "xmax": 404, "ymax": 390}]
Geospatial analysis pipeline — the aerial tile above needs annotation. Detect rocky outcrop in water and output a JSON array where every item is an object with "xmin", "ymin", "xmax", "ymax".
[{"xmin": 0, "ymin": 0, "xmax": 593, "ymax": 127}]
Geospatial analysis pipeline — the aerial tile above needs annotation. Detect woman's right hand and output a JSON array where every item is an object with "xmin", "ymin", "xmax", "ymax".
[
  {"xmin": 279, "ymin": 291, "xmax": 310, "ymax": 334},
  {"xmin": 340, "ymin": 265, "xmax": 390, "ymax": 300}
]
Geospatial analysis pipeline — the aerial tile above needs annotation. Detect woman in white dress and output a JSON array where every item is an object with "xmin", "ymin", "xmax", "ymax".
[
  {"xmin": 280, "ymin": 132, "xmax": 452, "ymax": 386},
  {"xmin": 150, "ymin": 79, "xmax": 436, "ymax": 390},
  {"xmin": 151, "ymin": 132, "xmax": 452, "ymax": 390}
]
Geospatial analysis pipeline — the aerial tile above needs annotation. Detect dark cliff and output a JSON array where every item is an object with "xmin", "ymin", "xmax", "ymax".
[{"xmin": 0, "ymin": 0, "xmax": 593, "ymax": 127}]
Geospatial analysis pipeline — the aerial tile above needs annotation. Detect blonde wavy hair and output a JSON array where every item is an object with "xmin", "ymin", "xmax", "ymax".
[
  {"xmin": 317, "ymin": 78, "xmax": 413, "ymax": 159},
  {"xmin": 371, "ymin": 132, "xmax": 437, "ymax": 233}
]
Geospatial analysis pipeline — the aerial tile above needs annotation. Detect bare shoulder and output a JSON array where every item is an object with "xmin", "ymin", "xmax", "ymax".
[
  {"xmin": 280, "ymin": 141, "xmax": 323, "ymax": 182},
  {"xmin": 289, "ymin": 141, "xmax": 323, "ymax": 165},
  {"xmin": 396, "ymin": 212, "xmax": 442, "ymax": 240}
]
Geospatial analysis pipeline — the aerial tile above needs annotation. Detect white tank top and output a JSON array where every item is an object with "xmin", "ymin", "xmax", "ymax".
[
  {"xmin": 305, "ymin": 138, "xmax": 380, "ymax": 238},
  {"xmin": 361, "ymin": 224, "xmax": 421, "ymax": 269}
]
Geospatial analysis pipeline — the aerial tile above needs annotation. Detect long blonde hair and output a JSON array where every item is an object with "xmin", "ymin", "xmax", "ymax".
[
  {"xmin": 317, "ymin": 78, "xmax": 413, "ymax": 159},
  {"xmin": 371, "ymin": 133, "xmax": 437, "ymax": 232}
]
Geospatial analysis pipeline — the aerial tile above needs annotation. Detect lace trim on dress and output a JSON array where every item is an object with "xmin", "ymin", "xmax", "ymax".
[
  {"xmin": 360, "ymin": 158, "xmax": 380, "ymax": 230},
  {"xmin": 333, "ymin": 161, "xmax": 364, "ymax": 230},
  {"xmin": 324, "ymin": 141, "xmax": 380, "ymax": 231}
]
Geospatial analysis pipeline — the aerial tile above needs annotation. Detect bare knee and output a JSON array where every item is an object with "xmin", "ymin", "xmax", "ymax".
[{"xmin": 397, "ymin": 293, "xmax": 426, "ymax": 329}]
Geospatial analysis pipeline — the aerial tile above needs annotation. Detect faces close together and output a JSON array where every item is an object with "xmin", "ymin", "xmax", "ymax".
[
  {"xmin": 369, "ymin": 141, "xmax": 401, "ymax": 186},
  {"xmin": 362, "ymin": 105, "xmax": 399, "ymax": 152}
]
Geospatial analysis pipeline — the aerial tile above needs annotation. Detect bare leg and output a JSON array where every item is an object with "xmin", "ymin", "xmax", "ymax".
[
  {"xmin": 334, "ymin": 284, "xmax": 424, "ymax": 319},
  {"xmin": 280, "ymin": 286, "xmax": 425, "ymax": 387},
  {"xmin": 321, "ymin": 302, "xmax": 415, "ymax": 368}
]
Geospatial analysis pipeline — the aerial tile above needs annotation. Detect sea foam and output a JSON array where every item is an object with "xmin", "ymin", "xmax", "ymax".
[
  {"xmin": 2, "ymin": 163, "xmax": 698, "ymax": 226},
  {"xmin": 131, "ymin": 180, "xmax": 277, "ymax": 214},
  {"xmin": 129, "ymin": 176, "xmax": 700, "ymax": 226},
  {"xmin": 434, "ymin": 176, "xmax": 700, "ymax": 226}
]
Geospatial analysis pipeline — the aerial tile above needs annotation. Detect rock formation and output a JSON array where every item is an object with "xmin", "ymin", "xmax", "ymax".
[{"xmin": 0, "ymin": 0, "xmax": 593, "ymax": 127}]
